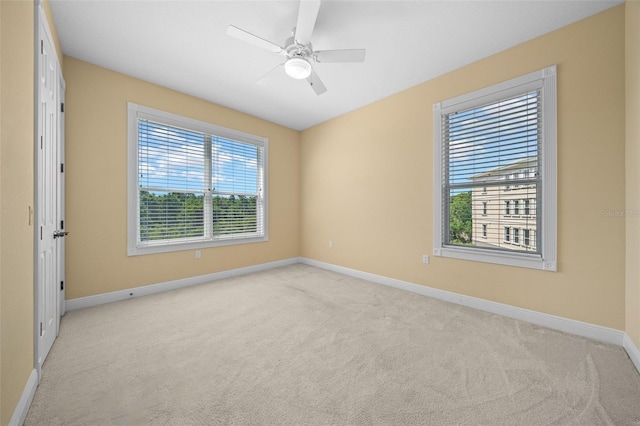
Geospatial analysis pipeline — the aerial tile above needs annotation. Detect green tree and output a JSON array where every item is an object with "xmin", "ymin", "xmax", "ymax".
[
  {"xmin": 450, "ymin": 191, "xmax": 472, "ymax": 244},
  {"xmin": 139, "ymin": 191, "xmax": 204, "ymax": 241}
]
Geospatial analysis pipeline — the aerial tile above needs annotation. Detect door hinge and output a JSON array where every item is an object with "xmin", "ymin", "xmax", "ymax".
[
  {"xmin": 60, "ymin": 281, "xmax": 64, "ymax": 291},
  {"xmin": 61, "ymin": 102, "xmax": 64, "ymax": 113},
  {"xmin": 60, "ymin": 163, "xmax": 64, "ymax": 173},
  {"xmin": 40, "ymin": 135, "xmax": 43, "ymax": 149},
  {"xmin": 40, "ymin": 40, "xmax": 43, "ymax": 54},
  {"xmin": 60, "ymin": 220, "xmax": 64, "ymax": 229},
  {"xmin": 39, "ymin": 322, "xmax": 43, "ymax": 337},
  {"xmin": 40, "ymin": 226, "xmax": 43, "ymax": 240}
]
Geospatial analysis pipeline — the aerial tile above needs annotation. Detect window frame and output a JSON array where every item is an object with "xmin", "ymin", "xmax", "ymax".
[
  {"xmin": 127, "ymin": 103, "xmax": 269, "ymax": 256},
  {"xmin": 433, "ymin": 66, "xmax": 557, "ymax": 271}
]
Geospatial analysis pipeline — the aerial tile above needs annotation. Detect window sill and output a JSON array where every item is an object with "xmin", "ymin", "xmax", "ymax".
[
  {"xmin": 128, "ymin": 235, "xmax": 268, "ymax": 256},
  {"xmin": 433, "ymin": 245, "xmax": 555, "ymax": 271}
]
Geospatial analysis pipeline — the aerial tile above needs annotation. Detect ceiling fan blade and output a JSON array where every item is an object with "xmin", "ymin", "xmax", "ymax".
[
  {"xmin": 314, "ymin": 49, "xmax": 366, "ymax": 63},
  {"xmin": 307, "ymin": 67, "xmax": 327, "ymax": 95},
  {"xmin": 295, "ymin": 0, "xmax": 321, "ymax": 46},
  {"xmin": 227, "ymin": 25, "xmax": 284, "ymax": 54},
  {"xmin": 256, "ymin": 63, "xmax": 284, "ymax": 85}
]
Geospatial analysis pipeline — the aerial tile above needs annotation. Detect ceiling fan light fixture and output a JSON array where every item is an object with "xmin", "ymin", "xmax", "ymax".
[{"xmin": 285, "ymin": 57, "xmax": 312, "ymax": 79}]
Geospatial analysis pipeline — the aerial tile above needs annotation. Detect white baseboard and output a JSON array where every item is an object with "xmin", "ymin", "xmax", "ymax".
[
  {"xmin": 66, "ymin": 257, "xmax": 301, "ymax": 311},
  {"xmin": 623, "ymin": 333, "xmax": 640, "ymax": 374},
  {"xmin": 9, "ymin": 368, "xmax": 38, "ymax": 426},
  {"xmin": 300, "ymin": 258, "xmax": 625, "ymax": 347}
]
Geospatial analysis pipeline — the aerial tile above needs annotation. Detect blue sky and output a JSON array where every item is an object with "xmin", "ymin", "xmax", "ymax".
[{"xmin": 447, "ymin": 91, "xmax": 540, "ymax": 188}]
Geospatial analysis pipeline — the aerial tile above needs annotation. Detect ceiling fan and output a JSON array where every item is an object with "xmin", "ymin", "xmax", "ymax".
[{"xmin": 227, "ymin": 0, "xmax": 366, "ymax": 95}]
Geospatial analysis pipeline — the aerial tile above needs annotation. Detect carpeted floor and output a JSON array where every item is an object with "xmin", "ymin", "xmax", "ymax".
[{"xmin": 26, "ymin": 264, "xmax": 640, "ymax": 425}]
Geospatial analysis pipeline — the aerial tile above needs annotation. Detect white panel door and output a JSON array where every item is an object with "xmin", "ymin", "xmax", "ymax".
[{"xmin": 37, "ymin": 15, "xmax": 60, "ymax": 367}]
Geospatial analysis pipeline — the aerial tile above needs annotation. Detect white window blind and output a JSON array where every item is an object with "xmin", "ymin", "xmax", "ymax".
[
  {"xmin": 211, "ymin": 136, "xmax": 264, "ymax": 238},
  {"xmin": 128, "ymin": 104, "xmax": 267, "ymax": 255},
  {"xmin": 138, "ymin": 120, "xmax": 206, "ymax": 242},
  {"xmin": 443, "ymin": 89, "xmax": 541, "ymax": 254},
  {"xmin": 433, "ymin": 66, "xmax": 557, "ymax": 271}
]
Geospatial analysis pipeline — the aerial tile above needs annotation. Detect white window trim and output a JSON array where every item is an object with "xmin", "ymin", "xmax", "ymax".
[
  {"xmin": 433, "ymin": 66, "xmax": 557, "ymax": 271},
  {"xmin": 127, "ymin": 103, "xmax": 269, "ymax": 256}
]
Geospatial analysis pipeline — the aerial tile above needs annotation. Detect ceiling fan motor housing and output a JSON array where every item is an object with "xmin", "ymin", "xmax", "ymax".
[{"xmin": 285, "ymin": 36, "xmax": 313, "ymax": 60}]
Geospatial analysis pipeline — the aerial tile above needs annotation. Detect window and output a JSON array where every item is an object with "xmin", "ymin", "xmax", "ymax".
[
  {"xmin": 127, "ymin": 103, "xmax": 268, "ymax": 255},
  {"xmin": 524, "ymin": 229, "xmax": 530, "ymax": 246},
  {"xmin": 433, "ymin": 66, "xmax": 557, "ymax": 271}
]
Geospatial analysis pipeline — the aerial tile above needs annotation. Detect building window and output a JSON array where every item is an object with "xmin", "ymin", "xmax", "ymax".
[
  {"xmin": 513, "ymin": 228, "xmax": 519, "ymax": 245},
  {"xmin": 433, "ymin": 66, "xmax": 557, "ymax": 271},
  {"xmin": 524, "ymin": 229, "xmax": 530, "ymax": 246},
  {"xmin": 482, "ymin": 224, "xmax": 487, "ymax": 238},
  {"xmin": 482, "ymin": 202, "xmax": 487, "ymax": 216},
  {"xmin": 127, "ymin": 103, "xmax": 268, "ymax": 255}
]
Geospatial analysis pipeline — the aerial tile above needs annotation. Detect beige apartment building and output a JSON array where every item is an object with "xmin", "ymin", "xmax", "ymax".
[{"xmin": 470, "ymin": 157, "xmax": 538, "ymax": 252}]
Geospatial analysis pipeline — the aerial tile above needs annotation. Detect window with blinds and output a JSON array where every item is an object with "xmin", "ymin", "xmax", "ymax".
[
  {"xmin": 444, "ymin": 90, "xmax": 541, "ymax": 254},
  {"xmin": 128, "ymin": 104, "xmax": 267, "ymax": 255},
  {"xmin": 433, "ymin": 66, "xmax": 557, "ymax": 271}
]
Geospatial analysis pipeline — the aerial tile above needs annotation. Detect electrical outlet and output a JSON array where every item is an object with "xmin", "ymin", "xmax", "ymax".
[
  {"xmin": 195, "ymin": 250, "xmax": 201, "ymax": 259},
  {"xmin": 422, "ymin": 254, "xmax": 430, "ymax": 264}
]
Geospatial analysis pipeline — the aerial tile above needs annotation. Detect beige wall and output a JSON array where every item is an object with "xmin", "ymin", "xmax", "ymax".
[
  {"xmin": 63, "ymin": 57, "xmax": 300, "ymax": 299},
  {"xmin": 0, "ymin": 1, "xmax": 35, "ymax": 423},
  {"xmin": 626, "ymin": 0, "xmax": 640, "ymax": 350},
  {"xmin": 301, "ymin": 6, "xmax": 626, "ymax": 329}
]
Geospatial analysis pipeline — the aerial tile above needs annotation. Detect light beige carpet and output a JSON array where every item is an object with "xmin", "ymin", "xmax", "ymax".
[{"xmin": 26, "ymin": 264, "xmax": 640, "ymax": 425}]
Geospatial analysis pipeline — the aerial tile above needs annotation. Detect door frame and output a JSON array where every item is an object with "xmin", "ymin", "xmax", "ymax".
[{"xmin": 58, "ymin": 72, "xmax": 66, "ymax": 320}]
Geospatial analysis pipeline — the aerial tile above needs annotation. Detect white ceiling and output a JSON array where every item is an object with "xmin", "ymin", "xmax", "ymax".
[{"xmin": 50, "ymin": 0, "xmax": 622, "ymax": 131}]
